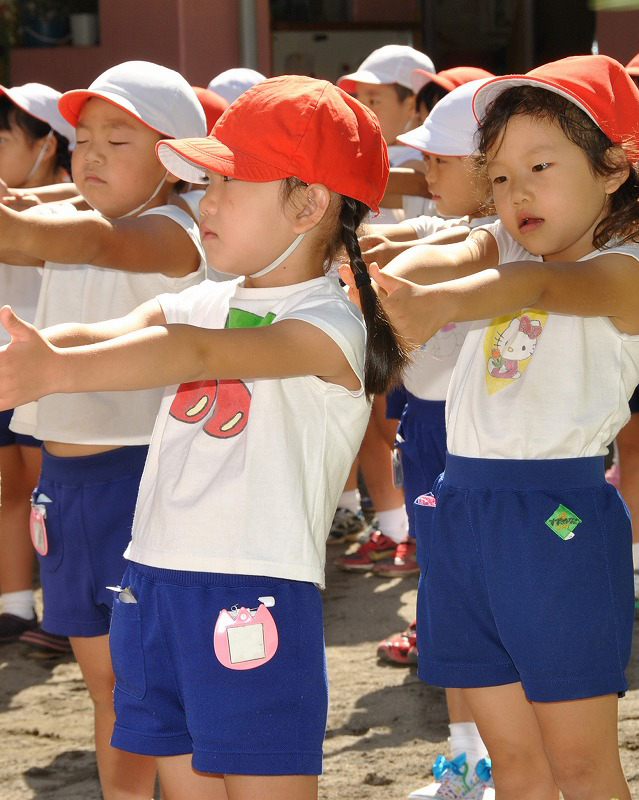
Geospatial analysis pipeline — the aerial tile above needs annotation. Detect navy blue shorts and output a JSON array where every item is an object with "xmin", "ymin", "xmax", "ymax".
[
  {"xmin": 385, "ymin": 385, "xmax": 408, "ymax": 420},
  {"xmin": 414, "ymin": 454, "xmax": 634, "ymax": 702},
  {"xmin": 110, "ymin": 563, "xmax": 328, "ymax": 775},
  {"xmin": 35, "ymin": 445, "xmax": 148, "ymax": 637},
  {"xmin": 0, "ymin": 409, "xmax": 41, "ymax": 447},
  {"xmin": 396, "ymin": 395, "xmax": 446, "ymax": 538},
  {"xmin": 629, "ymin": 385, "xmax": 639, "ymax": 414}
]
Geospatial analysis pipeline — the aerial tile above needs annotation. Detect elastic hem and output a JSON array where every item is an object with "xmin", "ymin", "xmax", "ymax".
[
  {"xmin": 405, "ymin": 394, "xmax": 446, "ymax": 419},
  {"xmin": 129, "ymin": 561, "xmax": 309, "ymax": 589},
  {"xmin": 418, "ymin": 659, "xmax": 520, "ymax": 689},
  {"xmin": 443, "ymin": 453, "xmax": 605, "ymax": 491},
  {"xmin": 41, "ymin": 613, "xmax": 109, "ymax": 638},
  {"xmin": 40, "ymin": 445, "xmax": 149, "ymax": 484},
  {"xmin": 111, "ymin": 726, "xmax": 192, "ymax": 758},
  {"xmin": 192, "ymin": 748, "xmax": 322, "ymax": 776},
  {"xmin": 521, "ymin": 674, "xmax": 628, "ymax": 703}
]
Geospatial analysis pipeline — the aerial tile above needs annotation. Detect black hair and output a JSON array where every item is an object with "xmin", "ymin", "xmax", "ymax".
[
  {"xmin": 338, "ymin": 196, "xmax": 410, "ymax": 395},
  {"xmin": 0, "ymin": 94, "xmax": 71, "ymax": 178},
  {"xmin": 390, "ymin": 83, "xmax": 415, "ymax": 103},
  {"xmin": 477, "ymin": 85, "xmax": 639, "ymax": 249},
  {"xmin": 280, "ymin": 177, "xmax": 410, "ymax": 396},
  {"xmin": 415, "ymin": 81, "xmax": 448, "ymax": 115}
]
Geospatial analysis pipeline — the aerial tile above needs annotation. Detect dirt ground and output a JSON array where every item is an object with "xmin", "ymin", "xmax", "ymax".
[{"xmin": 1, "ymin": 557, "xmax": 638, "ymax": 800}]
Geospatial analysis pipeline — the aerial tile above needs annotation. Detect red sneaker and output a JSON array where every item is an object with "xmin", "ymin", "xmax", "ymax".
[
  {"xmin": 377, "ymin": 619, "xmax": 417, "ymax": 666},
  {"xmin": 333, "ymin": 531, "xmax": 396, "ymax": 572},
  {"xmin": 372, "ymin": 537, "xmax": 419, "ymax": 577}
]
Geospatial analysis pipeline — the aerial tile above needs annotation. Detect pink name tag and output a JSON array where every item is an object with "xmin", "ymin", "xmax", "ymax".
[
  {"xmin": 415, "ymin": 493, "xmax": 436, "ymax": 507},
  {"xmin": 30, "ymin": 503, "xmax": 48, "ymax": 556},
  {"xmin": 213, "ymin": 602, "xmax": 278, "ymax": 670}
]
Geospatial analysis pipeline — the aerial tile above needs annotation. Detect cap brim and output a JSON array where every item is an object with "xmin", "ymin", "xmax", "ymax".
[
  {"xmin": 397, "ymin": 126, "xmax": 476, "ymax": 157},
  {"xmin": 472, "ymin": 75, "xmax": 599, "ymax": 130},
  {"xmin": 156, "ymin": 137, "xmax": 291, "ymax": 184},
  {"xmin": 58, "ymin": 89, "xmax": 166, "ymax": 135},
  {"xmin": 410, "ymin": 71, "xmax": 453, "ymax": 95},
  {"xmin": 337, "ymin": 70, "xmax": 387, "ymax": 95}
]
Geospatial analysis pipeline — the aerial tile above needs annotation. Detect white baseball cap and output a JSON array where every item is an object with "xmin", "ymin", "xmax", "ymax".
[
  {"xmin": 397, "ymin": 78, "xmax": 492, "ymax": 156},
  {"xmin": 58, "ymin": 61, "xmax": 206, "ymax": 140},
  {"xmin": 337, "ymin": 45, "xmax": 435, "ymax": 94},
  {"xmin": 207, "ymin": 68, "xmax": 267, "ymax": 105},
  {"xmin": 0, "ymin": 83, "xmax": 75, "ymax": 144}
]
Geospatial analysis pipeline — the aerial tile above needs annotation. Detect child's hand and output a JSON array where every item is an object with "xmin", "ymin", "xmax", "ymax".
[
  {"xmin": 370, "ymin": 264, "xmax": 446, "ymax": 346},
  {"xmin": 359, "ymin": 233, "xmax": 406, "ymax": 268},
  {"xmin": 0, "ymin": 306, "xmax": 58, "ymax": 409},
  {"xmin": 2, "ymin": 190, "xmax": 42, "ymax": 211}
]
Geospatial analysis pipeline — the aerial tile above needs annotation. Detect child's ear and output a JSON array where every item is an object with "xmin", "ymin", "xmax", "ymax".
[
  {"xmin": 604, "ymin": 146, "xmax": 631, "ymax": 194},
  {"xmin": 293, "ymin": 183, "xmax": 331, "ymax": 232}
]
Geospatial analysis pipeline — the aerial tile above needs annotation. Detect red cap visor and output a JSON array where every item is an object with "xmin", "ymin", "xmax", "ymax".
[{"xmin": 156, "ymin": 136, "xmax": 292, "ymax": 184}]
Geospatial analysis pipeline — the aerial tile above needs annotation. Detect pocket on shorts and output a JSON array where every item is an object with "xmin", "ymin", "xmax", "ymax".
[
  {"xmin": 110, "ymin": 596, "xmax": 147, "ymax": 700},
  {"xmin": 413, "ymin": 492, "xmax": 437, "ymax": 573}
]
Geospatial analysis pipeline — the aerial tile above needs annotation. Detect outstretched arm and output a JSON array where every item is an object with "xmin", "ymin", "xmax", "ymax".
[
  {"xmin": 371, "ymin": 250, "xmax": 639, "ymax": 345},
  {"xmin": 0, "ymin": 201, "xmax": 200, "ymax": 276},
  {"xmin": 0, "ymin": 307, "xmax": 359, "ymax": 410}
]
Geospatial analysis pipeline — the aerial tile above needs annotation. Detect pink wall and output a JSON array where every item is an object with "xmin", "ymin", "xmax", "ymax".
[
  {"xmin": 596, "ymin": 10, "xmax": 639, "ymax": 65},
  {"xmin": 10, "ymin": 0, "xmax": 271, "ymax": 91}
]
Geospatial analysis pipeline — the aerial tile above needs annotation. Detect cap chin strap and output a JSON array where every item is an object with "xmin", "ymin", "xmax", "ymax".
[
  {"xmin": 249, "ymin": 232, "xmax": 306, "ymax": 278},
  {"xmin": 117, "ymin": 172, "xmax": 169, "ymax": 218},
  {"xmin": 23, "ymin": 131, "xmax": 54, "ymax": 185}
]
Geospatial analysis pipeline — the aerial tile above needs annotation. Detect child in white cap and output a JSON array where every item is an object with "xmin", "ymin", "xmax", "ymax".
[
  {"xmin": 0, "ymin": 60, "xmax": 207, "ymax": 798},
  {"xmin": 338, "ymin": 44, "xmax": 436, "ymax": 222},
  {"xmin": 207, "ymin": 67, "xmax": 267, "ymax": 105},
  {"xmin": 0, "ymin": 73, "xmax": 407, "ymax": 799},
  {"xmin": 0, "ymin": 82, "xmax": 75, "ymax": 652}
]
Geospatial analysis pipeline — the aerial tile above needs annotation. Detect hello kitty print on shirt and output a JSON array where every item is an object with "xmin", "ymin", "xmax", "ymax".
[{"xmin": 483, "ymin": 310, "xmax": 548, "ymax": 394}]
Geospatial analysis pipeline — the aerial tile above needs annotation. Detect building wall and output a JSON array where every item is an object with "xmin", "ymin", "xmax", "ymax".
[
  {"xmin": 596, "ymin": 9, "xmax": 639, "ymax": 64},
  {"xmin": 10, "ymin": 0, "xmax": 271, "ymax": 91}
]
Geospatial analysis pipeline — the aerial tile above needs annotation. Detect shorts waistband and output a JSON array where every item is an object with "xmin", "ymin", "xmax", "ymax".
[
  {"xmin": 443, "ymin": 453, "xmax": 606, "ymax": 491},
  {"xmin": 40, "ymin": 445, "xmax": 149, "ymax": 484},
  {"xmin": 128, "ymin": 562, "xmax": 309, "ymax": 589},
  {"xmin": 405, "ymin": 394, "xmax": 446, "ymax": 416}
]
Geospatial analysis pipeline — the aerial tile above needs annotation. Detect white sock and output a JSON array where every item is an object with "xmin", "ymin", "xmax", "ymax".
[
  {"xmin": 376, "ymin": 506, "xmax": 409, "ymax": 544},
  {"xmin": 633, "ymin": 542, "xmax": 639, "ymax": 570},
  {"xmin": 338, "ymin": 489, "xmax": 361, "ymax": 515},
  {"xmin": 2, "ymin": 590, "xmax": 35, "ymax": 620},
  {"xmin": 448, "ymin": 722, "xmax": 488, "ymax": 770}
]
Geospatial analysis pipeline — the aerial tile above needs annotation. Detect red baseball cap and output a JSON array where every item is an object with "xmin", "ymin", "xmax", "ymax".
[
  {"xmin": 626, "ymin": 53, "xmax": 639, "ymax": 77},
  {"xmin": 192, "ymin": 86, "xmax": 229, "ymax": 134},
  {"xmin": 472, "ymin": 55, "xmax": 639, "ymax": 154},
  {"xmin": 156, "ymin": 75, "xmax": 389, "ymax": 212},
  {"xmin": 411, "ymin": 66, "xmax": 494, "ymax": 95}
]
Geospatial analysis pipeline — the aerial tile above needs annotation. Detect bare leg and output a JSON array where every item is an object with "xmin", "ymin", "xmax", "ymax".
[
  {"xmin": 156, "ymin": 756, "xmax": 317, "ymax": 800},
  {"xmin": 156, "ymin": 755, "xmax": 228, "ymax": 800},
  {"xmin": 70, "ymin": 634, "xmax": 157, "ymax": 800},
  {"xmin": 534, "ymin": 693, "xmax": 630, "ymax": 800},
  {"xmin": 446, "ymin": 687, "xmax": 474, "ymax": 723},
  {"xmin": 225, "ymin": 774, "xmax": 317, "ymax": 800},
  {"xmin": 463, "ymin": 683, "xmax": 559, "ymax": 799},
  {"xmin": 0, "ymin": 444, "xmax": 40, "ymax": 597}
]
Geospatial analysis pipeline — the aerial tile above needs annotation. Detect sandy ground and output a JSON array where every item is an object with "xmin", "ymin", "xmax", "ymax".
[{"xmin": 0, "ymin": 557, "xmax": 638, "ymax": 800}]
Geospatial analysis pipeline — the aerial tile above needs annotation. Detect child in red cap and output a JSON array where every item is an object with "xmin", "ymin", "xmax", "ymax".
[
  {"xmin": 0, "ymin": 74, "xmax": 409, "ymax": 799},
  {"xmin": 345, "ymin": 54, "xmax": 639, "ymax": 799}
]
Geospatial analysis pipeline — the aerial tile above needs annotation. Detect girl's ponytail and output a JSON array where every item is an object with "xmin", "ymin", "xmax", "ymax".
[{"xmin": 339, "ymin": 196, "xmax": 410, "ymax": 396}]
